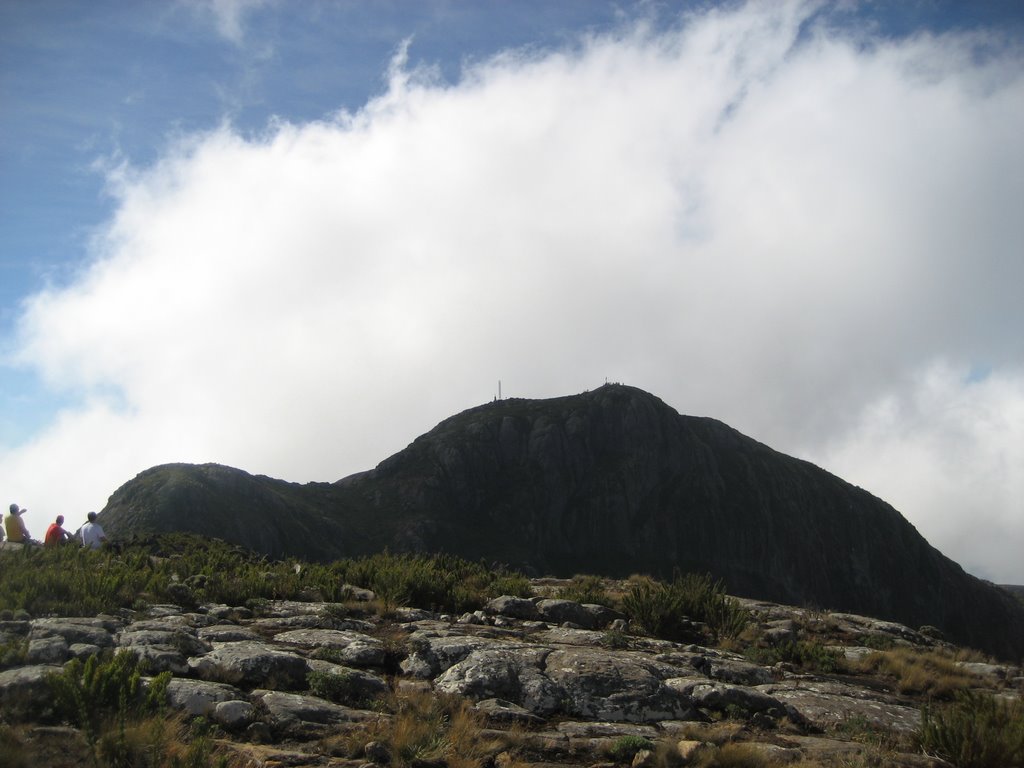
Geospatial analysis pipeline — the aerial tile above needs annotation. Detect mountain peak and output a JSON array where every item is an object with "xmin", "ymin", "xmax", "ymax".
[{"xmin": 100, "ymin": 385, "xmax": 1024, "ymax": 658}]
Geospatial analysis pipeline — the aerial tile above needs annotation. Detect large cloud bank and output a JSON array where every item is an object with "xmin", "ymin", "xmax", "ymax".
[{"xmin": 4, "ymin": 4, "xmax": 1023, "ymax": 581}]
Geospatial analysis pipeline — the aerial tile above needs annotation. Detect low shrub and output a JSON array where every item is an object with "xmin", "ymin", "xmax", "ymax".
[
  {"xmin": 918, "ymin": 690, "xmax": 1024, "ymax": 768},
  {"xmin": 607, "ymin": 734, "xmax": 655, "ymax": 762},
  {"xmin": 600, "ymin": 629, "xmax": 630, "ymax": 650},
  {"xmin": 558, "ymin": 574, "xmax": 614, "ymax": 607},
  {"xmin": 622, "ymin": 572, "xmax": 749, "ymax": 643},
  {"xmin": 0, "ymin": 637, "xmax": 28, "ymax": 669},
  {"xmin": 48, "ymin": 651, "xmax": 171, "ymax": 729},
  {"xmin": 745, "ymin": 640, "xmax": 843, "ymax": 673},
  {"xmin": 44, "ymin": 650, "xmax": 199, "ymax": 766},
  {"xmin": 0, "ymin": 533, "xmax": 532, "ymax": 618},
  {"xmin": 307, "ymin": 669, "xmax": 372, "ymax": 707}
]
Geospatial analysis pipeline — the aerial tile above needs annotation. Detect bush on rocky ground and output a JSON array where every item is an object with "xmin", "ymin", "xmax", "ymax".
[{"xmin": 918, "ymin": 690, "xmax": 1024, "ymax": 768}]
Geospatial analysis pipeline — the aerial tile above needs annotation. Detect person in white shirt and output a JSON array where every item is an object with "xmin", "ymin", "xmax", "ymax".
[{"xmin": 80, "ymin": 511, "xmax": 108, "ymax": 550}]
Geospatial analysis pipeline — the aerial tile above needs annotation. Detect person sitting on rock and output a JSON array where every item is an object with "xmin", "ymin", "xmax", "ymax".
[
  {"xmin": 5, "ymin": 503, "xmax": 34, "ymax": 544},
  {"xmin": 44, "ymin": 514, "xmax": 72, "ymax": 547},
  {"xmin": 80, "ymin": 511, "xmax": 108, "ymax": 550}
]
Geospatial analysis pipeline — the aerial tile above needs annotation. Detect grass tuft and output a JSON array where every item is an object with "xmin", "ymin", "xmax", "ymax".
[{"xmin": 918, "ymin": 690, "xmax": 1024, "ymax": 768}]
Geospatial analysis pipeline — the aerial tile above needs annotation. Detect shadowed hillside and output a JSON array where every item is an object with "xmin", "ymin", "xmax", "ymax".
[{"xmin": 100, "ymin": 384, "xmax": 1024, "ymax": 659}]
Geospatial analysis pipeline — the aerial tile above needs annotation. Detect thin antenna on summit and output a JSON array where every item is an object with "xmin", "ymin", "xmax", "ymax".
[{"xmin": 498, "ymin": 380, "xmax": 502, "ymax": 400}]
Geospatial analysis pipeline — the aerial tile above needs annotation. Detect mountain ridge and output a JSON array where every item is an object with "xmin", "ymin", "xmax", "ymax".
[{"xmin": 99, "ymin": 383, "xmax": 1024, "ymax": 659}]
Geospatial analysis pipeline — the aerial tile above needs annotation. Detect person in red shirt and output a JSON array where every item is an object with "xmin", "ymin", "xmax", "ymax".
[{"xmin": 44, "ymin": 515, "xmax": 71, "ymax": 547}]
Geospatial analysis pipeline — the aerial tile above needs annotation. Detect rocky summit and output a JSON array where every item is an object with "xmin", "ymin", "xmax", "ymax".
[
  {"xmin": 99, "ymin": 384, "xmax": 1024, "ymax": 659},
  {"xmin": 3, "ymin": 580, "xmax": 1019, "ymax": 767}
]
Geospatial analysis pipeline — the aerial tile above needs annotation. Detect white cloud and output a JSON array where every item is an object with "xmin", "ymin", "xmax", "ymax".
[
  {"xmin": 186, "ymin": 0, "xmax": 271, "ymax": 45},
  {"xmin": 821, "ymin": 363, "xmax": 1024, "ymax": 583},
  {"xmin": 4, "ymin": 3, "xmax": 1024, "ymax": 580}
]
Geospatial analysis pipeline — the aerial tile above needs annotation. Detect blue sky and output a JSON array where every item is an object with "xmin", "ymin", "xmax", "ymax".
[{"xmin": 2, "ymin": 1, "xmax": 1023, "ymax": 581}]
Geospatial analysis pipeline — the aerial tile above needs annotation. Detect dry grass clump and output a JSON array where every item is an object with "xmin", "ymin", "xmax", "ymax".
[
  {"xmin": 690, "ymin": 742, "xmax": 777, "ymax": 767},
  {"xmin": 660, "ymin": 727, "xmax": 789, "ymax": 768},
  {"xmin": 320, "ymin": 688, "xmax": 512, "ymax": 768},
  {"xmin": 97, "ymin": 713, "xmax": 231, "ymax": 768},
  {"xmin": 852, "ymin": 647, "xmax": 980, "ymax": 699},
  {"xmin": 671, "ymin": 745, "xmax": 774, "ymax": 768},
  {"xmin": 0, "ymin": 714, "xmax": 232, "ymax": 768},
  {"xmin": 678, "ymin": 722, "xmax": 748, "ymax": 746}
]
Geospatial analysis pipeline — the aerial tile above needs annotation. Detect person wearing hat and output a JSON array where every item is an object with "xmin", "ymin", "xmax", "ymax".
[
  {"xmin": 44, "ymin": 515, "xmax": 72, "ymax": 547},
  {"xmin": 5, "ymin": 504, "xmax": 32, "ymax": 544}
]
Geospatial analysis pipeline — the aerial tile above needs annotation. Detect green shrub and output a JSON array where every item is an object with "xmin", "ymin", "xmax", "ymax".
[
  {"xmin": 558, "ymin": 574, "xmax": 614, "ymax": 607},
  {"xmin": 600, "ymin": 629, "xmax": 630, "ymax": 650},
  {"xmin": 47, "ymin": 651, "xmax": 171, "ymax": 747},
  {"xmin": 621, "ymin": 572, "xmax": 749, "ymax": 643},
  {"xmin": 308, "ymin": 669, "xmax": 362, "ymax": 706},
  {"xmin": 0, "ymin": 533, "xmax": 532, "ymax": 619},
  {"xmin": 918, "ymin": 691, "xmax": 1024, "ymax": 768},
  {"xmin": 0, "ymin": 637, "xmax": 28, "ymax": 669},
  {"xmin": 745, "ymin": 640, "xmax": 843, "ymax": 673},
  {"xmin": 607, "ymin": 734, "xmax": 655, "ymax": 762}
]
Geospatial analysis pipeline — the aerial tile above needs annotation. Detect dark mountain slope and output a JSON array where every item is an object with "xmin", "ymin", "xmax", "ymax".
[{"xmin": 100, "ymin": 384, "xmax": 1024, "ymax": 658}]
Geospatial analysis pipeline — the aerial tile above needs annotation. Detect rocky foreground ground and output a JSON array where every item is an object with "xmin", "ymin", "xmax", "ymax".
[{"xmin": 1, "ymin": 580, "xmax": 1021, "ymax": 767}]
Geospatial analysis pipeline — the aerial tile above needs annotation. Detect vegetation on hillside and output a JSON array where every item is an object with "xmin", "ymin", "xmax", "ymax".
[{"xmin": 0, "ymin": 534, "xmax": 531, "ymax": 618}]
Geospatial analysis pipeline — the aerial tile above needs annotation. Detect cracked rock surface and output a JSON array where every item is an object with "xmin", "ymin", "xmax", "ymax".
[{"xmin": 1, "ymin": 584, "xmax": 1019, "ymax": 767}]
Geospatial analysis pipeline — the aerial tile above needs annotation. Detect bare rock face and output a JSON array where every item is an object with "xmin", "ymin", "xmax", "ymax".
[
  {"xmin": 99, "ymin": 384, "xmax": 1024, "ymax": 659},
  {"xmin": 188, "ymin": 641, "xmax": 308, "ymax": 689},
  {"xmin": 0, "ymin": 591, "xmax": 1017, "ymax": 766}
]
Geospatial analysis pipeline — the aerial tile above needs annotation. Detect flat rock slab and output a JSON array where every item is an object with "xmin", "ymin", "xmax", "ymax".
[
  {"xmin": 473, "ymin": 697, "xmax": 545, "ymax": 726},
  {"xmin": 166, "ymin": 678, "xmax": 247, "ymax": 716},
  {"xmin": 535, "ymin": 599, "xmax": 599, "ymax": 629},
  {"xmin": 533, "ymin": 627, "xmax": 611, "ymax": 647},
  {"xmin": 684, "ymin": 681, "xmax": 799, "ymax": 721},
  {"xmin": 554, "ymin": 721, "xmax": 660, "ymax": 739},
  {"xmin": 128, "ymin": 616, "xmax": 204, "ymax": 630},
  {"xmin": 188, "ymin": 641, "xmax": 308, "ymax": 689},
  {"xmin": 213, "ymin": 699, "xmax": 256, "ymax": 730},
  {"xmin": 760, "ymin": 680, "xmax": 922, "ymax": 733},
  {"xmin": 26, "ymin": 635, "xmax": 69, "ymax": 664},
  {"xmin": 544, "ymin": 647, "xmax": 697, "ymax": 722},
  {"xmin": 198, "ymin": 624, "xmax": 264, "ymax": 643},
  {"xmin": 402, "ymin": 632, "xmax": 531, "ymax": 678},
  {"xmin": 485, "ymin": 595, "xmax": 541, "ymax": 621},
  {"xmin": 0, "ymin": 664, "xmax": 63, "ymax": 719},
  {"xmin": 256, "ymin": 690, "xmax": 381, "ymax": 727},
  {"xmin": 130, "ymin": 645, "xmax": 190, "ymax": 675},
  {"xmin": 117, "ymin": 628, "xmax": 211, "ymax": 656},
  {"xmin": 273, "ymin": 629, "xmax": 386, "ymax": 667},
  {"xmin": 434, "ymin": 646, "xmax": 560, "ymax": 715},
  {"xmin": 29, "ymin": 618, "xmax": 116, "ymax": 647},
  {"xmin": 694, "ymin": 655, "xmax": 776, "ymax": 686},
  {"xmin": 306, "ymin": 659, "xmax": 389, "ymax": 700}
]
